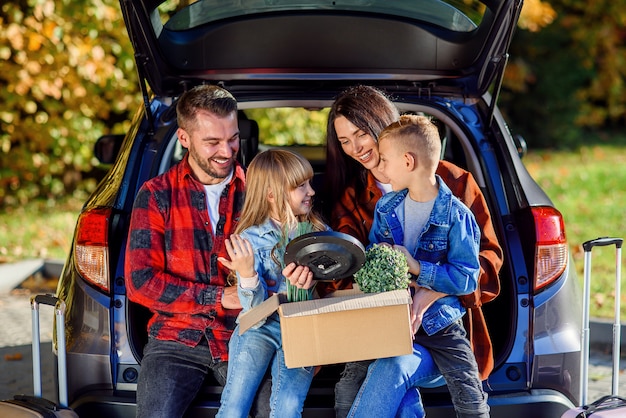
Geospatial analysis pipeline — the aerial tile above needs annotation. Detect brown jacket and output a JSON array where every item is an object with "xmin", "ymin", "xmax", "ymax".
[{"xmin": 326, "ymin": 160, "xmax": 503, "ymax": 380}]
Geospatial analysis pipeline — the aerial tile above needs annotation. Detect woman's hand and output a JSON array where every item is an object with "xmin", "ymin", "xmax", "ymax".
[
  {"xmin": 218, "ymin": 234, "xmax": 255, "ymax": 278},
  {"xmin": 408, "ymin": 283, "xmax": 446, "ymax": 335},
  {"xmin": 283, "ymin": 262, "xmax": 315, "ymax": 290}
]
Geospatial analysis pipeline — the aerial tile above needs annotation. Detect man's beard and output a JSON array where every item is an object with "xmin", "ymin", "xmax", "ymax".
[{"xmin": 190, "ymin": 148, "xmax": 234, "ymax": 180}]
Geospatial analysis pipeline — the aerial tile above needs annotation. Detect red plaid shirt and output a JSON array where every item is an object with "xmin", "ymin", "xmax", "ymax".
[
  {"xmin": 125, "ymin": 154, "xmax": 245, "ymax": 362},
  {"xmin": 327, "ymin": 160, "xmax": 503, "ymax": 380}
]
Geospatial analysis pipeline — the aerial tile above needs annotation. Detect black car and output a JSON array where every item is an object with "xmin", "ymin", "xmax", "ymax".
[{"xmin": 56, "ymin": 1, "xmax": 582, "ymax": 416}]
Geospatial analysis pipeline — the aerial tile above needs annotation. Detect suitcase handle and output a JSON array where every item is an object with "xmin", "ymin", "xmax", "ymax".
[
  {"xmin": 580, "ymin": 236, "xmax": 623, "ymax": 406},
  {"xmin": 30, "ymin": 294, "xmax": 69, "ymax": 408},
  {"xmin": 583, "ymin": 237, "xmax": 623, "ymax": 251},
  {"xmin": 33, "ymin": 294, "xmax": 62, "ymax": 308}
]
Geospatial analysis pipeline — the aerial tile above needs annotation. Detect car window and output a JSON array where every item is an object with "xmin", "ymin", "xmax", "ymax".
[
  {"xmin": 159, "ymin": 105, "xmax": 476, "ymax": 186},
  {"xmin": 157, "ymin": 0, "xmax": 483, "ymax": 33}
]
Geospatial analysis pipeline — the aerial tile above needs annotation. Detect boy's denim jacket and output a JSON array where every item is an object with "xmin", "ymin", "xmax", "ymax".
[
  {"xmin": 236, "ymin": 218, "xmax": 329, "ymax": 329},
  {"xmin": 368, "ymin": 176, "xmax": 481, "ymax": 336}
]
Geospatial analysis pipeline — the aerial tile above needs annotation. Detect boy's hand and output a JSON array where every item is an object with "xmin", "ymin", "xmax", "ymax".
[
  {"xmin": 283, "ymin": 262, "xmax": 314, "ymax": 289},
  {"xmin": 218, "ymin": 234, "xmax": 256, "ymax": 278},
  {"xmin": 393, "ymin": 245, "xmax": 421, "ymax": 276},
  {"xmin": 409, "ymin": 284, "xmax": 446, "ymax": 335}
]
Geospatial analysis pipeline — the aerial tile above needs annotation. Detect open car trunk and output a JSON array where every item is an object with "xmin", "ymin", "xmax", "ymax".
[{"xmin": 124, "ymin": 100, "xmax": 517, "ymax": 410}]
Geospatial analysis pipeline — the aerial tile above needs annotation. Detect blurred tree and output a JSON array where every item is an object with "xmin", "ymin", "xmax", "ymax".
[
  {"xmin": 567, "ymin": 1, "xmax": 626, "ymax": 128},
  {"xmin": 0, "ymin": 0, "xmax": 140, "ymax": 207},
  {"xmin": 501, "ymin": 0, "xmax": 626, "ymax": 148},
  {"xmin": 1, "ymin": 0, "xmax": 623, "ymax": 208}
]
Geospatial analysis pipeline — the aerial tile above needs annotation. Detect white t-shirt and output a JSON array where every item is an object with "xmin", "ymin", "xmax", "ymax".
[
  {"xmin": 376, "ymin": 180, "xmax": 393, "ymax": 195},
  {"xmin": 203, "ymin": 170, "xmax": 233, "ymax": 234}
]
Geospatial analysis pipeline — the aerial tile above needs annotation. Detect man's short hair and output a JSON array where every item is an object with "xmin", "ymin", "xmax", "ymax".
[{"xmin": 176, "ymin": 85, "xmax": 237, "ymax": 131}]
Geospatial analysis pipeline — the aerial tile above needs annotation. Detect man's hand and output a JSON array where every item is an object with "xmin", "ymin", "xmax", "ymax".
[{"xmin": 221, "ymin": 286, "xmax": 242, "ymax": 309}]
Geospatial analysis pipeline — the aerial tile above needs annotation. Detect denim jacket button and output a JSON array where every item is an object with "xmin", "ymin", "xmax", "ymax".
[{"xmin": 429, "ymin": 243, "xmax": 434, "ymax": 249}]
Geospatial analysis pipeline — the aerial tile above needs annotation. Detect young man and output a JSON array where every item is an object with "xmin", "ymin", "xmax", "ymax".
[
  {"xmin": 348, "ymin": 114, "xmax": 489, "ymax": 418},
  {"xmin": 125, "ymin": 85, "xmax": 245, "ymax": 418}
]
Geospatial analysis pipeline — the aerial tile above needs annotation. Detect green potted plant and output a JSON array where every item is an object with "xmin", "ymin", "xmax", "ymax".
[{"xmin": 354, "ymin": 243, "xmax": 410, "ymax": 293}]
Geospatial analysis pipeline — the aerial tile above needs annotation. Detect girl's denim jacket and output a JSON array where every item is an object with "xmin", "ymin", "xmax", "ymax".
[
  {"xmin": 368, "ymin": 176, "xmax": 481, "ymax": 336},
  {"xmin": 236, "ymin": 218, "xmax": 329, "ymax": 329}
]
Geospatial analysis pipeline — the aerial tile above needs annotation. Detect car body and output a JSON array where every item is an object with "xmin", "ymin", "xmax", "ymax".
[{"xmin": 55, "ymin": 0, "xmax": 583, "ymax": 416}]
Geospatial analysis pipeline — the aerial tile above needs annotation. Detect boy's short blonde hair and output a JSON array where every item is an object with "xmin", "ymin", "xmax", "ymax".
[{"xmin": 379, "ymin": 114, "xmax": 441, "ymax": 172}]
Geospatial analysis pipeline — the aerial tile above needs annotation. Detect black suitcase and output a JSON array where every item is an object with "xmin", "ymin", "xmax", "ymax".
[{"xmin": 0, "ymin": 294, "xmax": 78, "ymax": 417}]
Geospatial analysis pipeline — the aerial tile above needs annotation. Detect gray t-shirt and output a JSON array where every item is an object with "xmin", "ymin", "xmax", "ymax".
[{"xmin": 403, "ymin": 196, "xmax": 436, "ymax": 254}]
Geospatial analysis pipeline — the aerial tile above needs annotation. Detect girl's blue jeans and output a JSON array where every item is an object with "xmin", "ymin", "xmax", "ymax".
[{"xmin": 217, "ymin": 314, "xmax": 314, "ymax": 418}]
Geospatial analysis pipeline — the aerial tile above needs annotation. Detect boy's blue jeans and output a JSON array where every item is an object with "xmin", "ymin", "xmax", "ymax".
[
  {"xmin": 136, "ymin": 337, "xmax": 228, "ymax": 418},
  {"xmin": 348, "ymin": 320, "xmax": 489, "ymax": 418},
  {"xmin": 217, "ymin": 315, "xmax": 314, "ymax": 418}
]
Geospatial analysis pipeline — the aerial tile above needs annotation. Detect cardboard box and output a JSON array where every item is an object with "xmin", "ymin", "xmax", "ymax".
[{"xmin": 238, "ymin": 288, "xmax": 413, "ymax": 368}]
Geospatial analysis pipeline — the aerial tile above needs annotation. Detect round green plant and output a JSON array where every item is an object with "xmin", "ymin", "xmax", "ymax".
[{"xmin": 354, "ymin": 243, "xmax": 410, "ymax": 293}]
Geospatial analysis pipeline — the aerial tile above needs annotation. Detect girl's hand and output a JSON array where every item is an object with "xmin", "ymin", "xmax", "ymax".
[
  {"xmin": 218, "ymin": 234, "xmax": 255, "ymax": 278},
  {"xmin": 409, "ymin": 284, "xmax": 446, "ymax": 335},
  {"xmin": 283, "ymin": 262, "xmax": 314, "ymax": 289},
  {"xmin": 393, "ymin": 245, "xmax": 421, "ymax": 276}
]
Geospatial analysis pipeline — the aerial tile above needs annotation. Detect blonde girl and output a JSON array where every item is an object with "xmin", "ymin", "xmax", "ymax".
[{"xmin": 216, "ymin": 149, "xmax": 328, "ymax": 418}]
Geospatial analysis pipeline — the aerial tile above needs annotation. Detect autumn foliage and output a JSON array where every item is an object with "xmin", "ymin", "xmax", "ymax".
[
  {"xmin": 0, "ymin": 0, "xmax": 140, "ymax": 206},
  {"xmin": 1, "ymin": 0, "xmax": 624, "ymax": 207}
]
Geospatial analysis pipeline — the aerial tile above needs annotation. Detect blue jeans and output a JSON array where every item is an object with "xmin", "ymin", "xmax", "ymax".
[
  {"xmin": 335, "ymin": 360, "xmax": 444, "ymax": 418},
  {"xmin": 217, "ymin": 315, "xmax": 314, "ymax": 418},
  {"xmin": 136, "ymin": 337, "xmax": 228, "ymax": 418},
  {"xmin": 349, "ymin": 321, "xmax": 489, "ymax": 418},
  {"xmin": 347, "ymin": 343, "xmax": 443, "ymax": 418}
]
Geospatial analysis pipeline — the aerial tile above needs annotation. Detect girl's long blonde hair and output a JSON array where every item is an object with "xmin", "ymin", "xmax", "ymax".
[{"xmin": 236, "ymin": 149, "xmax": 326, "ymax": 235}]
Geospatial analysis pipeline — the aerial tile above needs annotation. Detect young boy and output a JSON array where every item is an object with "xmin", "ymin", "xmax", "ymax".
[{"xmin": 348, "ymin": 114, "xmax": 489, "ymax": 417}]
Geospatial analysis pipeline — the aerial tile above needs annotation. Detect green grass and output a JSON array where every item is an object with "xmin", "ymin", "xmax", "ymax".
[
  {"xmin": 523, "ymin": 145, "xmax": 626, "ymax": 319},
  {"xmin": 0, "ymin": 197, "xmax": 83, "ymax": 264},
  {"xmin": 0, "ymin": 144, "xmax": 624, "ymax": 318}
]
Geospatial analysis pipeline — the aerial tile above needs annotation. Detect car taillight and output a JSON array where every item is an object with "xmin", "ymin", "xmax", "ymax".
[
  {"xmin": 532, "ymin": 206, "xmax": 568, "ymax": 292},
  {"xmin": 74, "ymin": 207, "xmax": 111, "ymax": 292}
]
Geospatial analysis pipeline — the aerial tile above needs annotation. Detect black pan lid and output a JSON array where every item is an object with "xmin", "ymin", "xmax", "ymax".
[{"xmin": 284, "ymin": 231, "xmax": 366, "ymax": 280}]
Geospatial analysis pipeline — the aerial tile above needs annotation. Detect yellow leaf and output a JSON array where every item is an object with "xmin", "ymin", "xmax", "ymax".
[
  {"xmin": 43, "ymin": 21, "xmax": 58, "ymax": 43},
  {"xmin": 519, "ymin": 0, "xmax": 557, "ymax": 32}
]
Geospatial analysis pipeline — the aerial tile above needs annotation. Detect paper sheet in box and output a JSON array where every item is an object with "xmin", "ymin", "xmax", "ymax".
[{"xmin": 238, "ymin": 288, "xmax": 413, "ymax": 368}]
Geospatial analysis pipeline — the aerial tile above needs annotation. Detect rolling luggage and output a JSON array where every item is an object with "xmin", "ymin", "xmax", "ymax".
[
  {"xmin": 562, "ymin": 237, "xmax": 626, "ymax": 417},
  {"xmin": 0, "ymin": 294, "xmax": 78, "ymax": 417}
]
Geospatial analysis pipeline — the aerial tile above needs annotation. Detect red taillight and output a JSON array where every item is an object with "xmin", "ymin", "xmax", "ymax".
[
  {"xmin": 74, "ymin": 207, "xmax": 111, "ymax": 292},
  {"xmin": 532, "ymin": 206, "xmax": 568, "ymax": 292}
]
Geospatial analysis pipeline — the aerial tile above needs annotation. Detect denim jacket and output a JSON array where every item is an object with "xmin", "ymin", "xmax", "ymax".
[
  {"xmin": 368, "ymin": 176, "xmax": 481, "ymax": 336},
  {"xmin": 236, "ymin": 218, "xmax": 330, "ymax": 329},
  {"xmin": 237, "ymin": 218, "xmax": 287, "ymax": 318}
]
